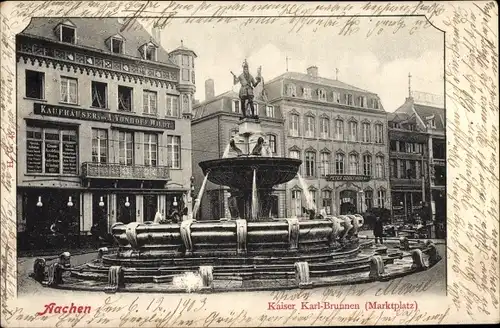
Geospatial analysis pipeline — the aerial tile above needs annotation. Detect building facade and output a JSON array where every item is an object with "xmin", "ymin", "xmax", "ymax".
[
  {"xmin": 390, "ymin": 92, "xmax": 446, "ymax": 236},
  {"xmin": 264, "ymin": 67, "xmax": 390, "ymax": 217},
  {"xmin": 16, "ymin": 18, "xmax": 196, "ymax": 249},
  {"xmin": 191, "ymin": 80, "xmax": 286, "ymax": 220}
]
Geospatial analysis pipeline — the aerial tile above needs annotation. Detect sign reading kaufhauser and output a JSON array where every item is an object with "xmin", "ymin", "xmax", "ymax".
[
  {"xmin": 325, "ymin": 174, "xmax": 371, "ymax": 182},
  {"xmin": 34, "ymin": 103, "xmax": 175, "ymax": 130}
]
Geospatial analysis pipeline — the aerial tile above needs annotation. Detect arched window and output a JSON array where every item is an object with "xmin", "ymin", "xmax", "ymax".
[
  {"xmin": 376, "ymin": 155, "xmax": 385, "ymax": 178},
  {"xmin": 287, "ymin": 84, "xmax": 297, "ymax": 97},
  {"xmin": 303, "ymin": 87, "xmax": 312, "ymax": 99},
  {"xmin": 289, "ymin": 148, "xmax": 300, "ymax": 159},
  {"xmin": 335, "ymin": 119, "xmax": 344, "ymax": 140},
  {"xmin": 363, "ymin": 154, "xmax": 372, "ymax": 176},
  {"xmin": 305, "ymin": 115, "xmax": 315, "ymax": 138},
  {"xmin": 318, "ymin": 88, "xmax": 327, "ymax": 101},
  {"xmin": 365, "ymin": 190, "xmax": 373, "ymax": 209},
  {"xmin": 289, "ymin": 113, "xmax": 300, "ymax": 136},
  {"xmin": 349, "ymin": 153, "xmax": 359, "ymax": 175},
  {"xmin": 268, "ymin": 134, "xmax": 277, "ymax": 154},
  {"xmin": 320, "ymin": 117, "xmax": 330, "ymax": 138},
  {"xmin": 335, "ymin": 152, "xmax": 345, "ymax": 174}
]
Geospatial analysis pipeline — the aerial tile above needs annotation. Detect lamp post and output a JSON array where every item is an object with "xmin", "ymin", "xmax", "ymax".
[{"xmin": 125, "ymin": 196, "xmax": 131, "ymax": 223}]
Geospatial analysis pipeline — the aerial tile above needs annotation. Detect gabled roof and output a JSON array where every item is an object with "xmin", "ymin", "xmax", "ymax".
[
  {"xmin": 394, "ymin": 96, "xmax": 445, "ymax": 130},
  {"xmin": 267, "ymin": 71, "xmax": 376, "ymax": 94},
  {"xmin": 20, "ymin": 18, "xmax": 176, "ymax": 66}
]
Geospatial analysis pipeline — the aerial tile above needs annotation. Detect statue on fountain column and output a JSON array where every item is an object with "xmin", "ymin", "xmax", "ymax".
[{"xmin": 231, "ymin": 60, "xmax": 262, "ymax": 119}]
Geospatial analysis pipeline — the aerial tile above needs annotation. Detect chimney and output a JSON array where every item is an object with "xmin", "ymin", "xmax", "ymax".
[
  {"xmin": 152, "ymin": 27, "xmax": 162, "ymax": 46},
  {"xmin": 205, "ymin": 79, "xmax": 215, "ymax": 100},
  {"xmin": 306, "ymin": 66, "xmax": 318, "ymax": 77}
]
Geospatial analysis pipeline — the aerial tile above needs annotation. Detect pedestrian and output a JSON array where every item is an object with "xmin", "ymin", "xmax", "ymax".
[{"xmin": 373, "ymin": 216, "xmax": 384, "ymax": 244}]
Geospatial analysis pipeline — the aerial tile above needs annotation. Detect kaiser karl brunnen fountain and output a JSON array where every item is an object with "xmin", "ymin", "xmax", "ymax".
[{"xmin": 31, "ymin": 63, "xmax": 441, "ymax": 293}]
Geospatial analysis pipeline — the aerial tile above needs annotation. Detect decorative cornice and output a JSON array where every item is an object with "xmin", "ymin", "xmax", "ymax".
[{"xmin": 17, "ymin": 40, "xmax": 179, "ymax": 89}]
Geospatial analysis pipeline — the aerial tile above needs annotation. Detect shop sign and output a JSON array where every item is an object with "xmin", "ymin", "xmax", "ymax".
[
  {"xmin": 326, "ymin": 174, "xmax": 370, "ymax": 182},
  {"xmin": 34, "ymin": 103, "xmax": 175, "ymax": 130}
]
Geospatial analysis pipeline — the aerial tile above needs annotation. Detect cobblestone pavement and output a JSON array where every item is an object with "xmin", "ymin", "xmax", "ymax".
[{"xmin": 17, "ymin": 243, "xmax": 446, "ymax": 297}]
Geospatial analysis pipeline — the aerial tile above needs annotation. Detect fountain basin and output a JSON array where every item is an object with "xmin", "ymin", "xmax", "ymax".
[{"xmin": 199, "ymin": 157, "xmax": 302, "ymax": 190}]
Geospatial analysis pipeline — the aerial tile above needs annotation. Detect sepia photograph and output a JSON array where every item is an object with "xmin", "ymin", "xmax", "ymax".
[{"xmin": 1, "ymin": 1, "xmax": 498, "ymax": 327}]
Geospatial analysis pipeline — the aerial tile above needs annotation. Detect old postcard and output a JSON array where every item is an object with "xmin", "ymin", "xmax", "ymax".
[{"xmin": 0, "ymin": 1, "xmax": 498, "ymax": 326}]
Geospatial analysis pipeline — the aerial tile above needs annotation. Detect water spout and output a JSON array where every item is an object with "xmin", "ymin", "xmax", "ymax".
[
  {"xmin": 297, "ymin": 173, "xmax": 316, "ymax": 212},
  {"xmin": 251, "ymin": 169, "xmax": 258, "ymax": 221},
  {"xmin": 222, "ymin": 144, "xmax": 231, "ymax": 158},
  {"xmin": 192, "ymin": 172, "xmax": 209, "ymax": 220}
]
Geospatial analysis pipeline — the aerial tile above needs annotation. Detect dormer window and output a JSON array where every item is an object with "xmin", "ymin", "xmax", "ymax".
[
  {"xmin": 111, "ymin": 38, "xmax": 123, "ymax": 54},
  {"xmin": 303, "ymin": 87, "xmax": 312, "ymax": 99},
  {"xmin": 146, "ymin": 45, "xmax": 157, "ymax": 61},
  {"xmin": 318, "ymin": 89, "xmax": 327, "ymax": 101},
  {"xmin": 141, "ymin": 43, "xmax": 158, "ymax": 61}
]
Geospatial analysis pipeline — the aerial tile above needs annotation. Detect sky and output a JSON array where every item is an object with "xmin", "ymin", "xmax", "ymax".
[{"xmin": 150, "ymin": 16, "xmax": 444, "ymax": 111}]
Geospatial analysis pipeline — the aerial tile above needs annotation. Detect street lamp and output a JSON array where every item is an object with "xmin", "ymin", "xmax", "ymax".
[
  {"xmin": 124, "ymin": 196, "xmax": 130, "ymax": 208},
  {"xmin": 173, "ymin": 197, "xmax": 178, "ymax": 207},
  {"xmin": 99, "ymin": 196, "xmax": 105, "ymax": 207},
  {"xmin": 67, "ymin": 196, "xmax": 74, "ymax": 207},
  {"xmin": 36, "ymin": 196, "xmax": 43, "ymax": 207}
]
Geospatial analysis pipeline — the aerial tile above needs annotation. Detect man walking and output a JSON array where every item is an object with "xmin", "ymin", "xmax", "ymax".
[{"xmin": 373, "ymin": 216, "xmax": 384, "ymax": 244}]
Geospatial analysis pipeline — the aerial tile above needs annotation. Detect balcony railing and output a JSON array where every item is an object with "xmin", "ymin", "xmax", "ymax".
[
  {"xmin": 81, "ymin": 162, "xmax": 170, "ymax": 181},
  {"xmin": 390, "ymin": 178, "xmax": 423, "ymax": 186}
]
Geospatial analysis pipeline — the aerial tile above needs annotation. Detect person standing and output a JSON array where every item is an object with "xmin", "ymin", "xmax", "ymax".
[{"xmin": 373, "ymin": 216, "xmax": 384, "ymax": 244}]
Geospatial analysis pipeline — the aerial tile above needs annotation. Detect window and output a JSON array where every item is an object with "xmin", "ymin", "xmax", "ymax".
[
  {"xmin": 318, "ymin": 89, "xmax": 327, "ymax": 101},
  {"xmin": 405, "ymin": 142, "xmax": 412, "ymax": 153},
  {"xmin": 91, "ymin": 81, "xmax": 107, "ymax": 108},
  {"xmin": 59, "ymin": 25, "xmax": 76, "ymax": 44},
  {"xmin": 119, "ymin": 131, "xmax": 134, "ymax": 165},
  {"xmin": 167, "ymin": 135, "xmax": 181, "ymax": 169},
  {"xmin": 118, "ymin": 86, "xmax": 133, "ymax": 111},
  {"xmin": 143, "ymin": 90, "xmax": 157, "ymax": 115},
  {"xmin": 377, "ymin": 189, "xmax": 386, "ymax": 208},
  {"xmin": 335, "ymin": 119, "xmax": 344, "ymax": 140},
  {"xmin": 289, "ymin": 150, "xmax": 300, "ymax": 159},
  {"xmin": 303, "ymin": 87, "xmax": 312, "ymax": 99},
  {"xmin": 416, "ymin": 160, "xmax": 422, "ymax": 178},
  {"xmin": 335, "ymin": 153, "xmax": 345, "ymax": 174},
  {"xmin": 291, "ymin": 190, "xmax": 302, "ymax": 217},
  {"xmin": 348, "ymin": 121, "xmax": 358, "ymax": 142},
  {"xmin": 347, "ymin": 94, "xmax": 353, "ymax": 105},
  {"xmin": 25, "ymin": 70, "xmax": 44, "ymax": 99},
  {"xmin": 268, "ymin": 135, "xmax": 277, "ymax": 154},
  {"xmin": 429, "ymin": 118, "xmax": 436, "ymax": 128},
  {"xmin": 111, "ymin": 38, "xmax": 123, "ymax": 54},
  {"xmin": 266, "ymin": 105, "xmax": 275, "ymax": 117},
  {"xmin": 349, "ymin": 153, "xmax": 359, "ymax": 175},
  {"xmin": 399, "ymin": 160, "xmax": 406, "ymax": 178},
  {"xmin": 305, "ymin": 116, "xmax": 315, "ymax": 137},
  {"xmin": 415, "ymin": 143, "xmax": 423, "ymax": 154},
  {"xmin": 166, "ymin": 95, "xmax": 179, "ymax": 117},
  {"xmin": 376, "ymin": 156, "xmax": 385, "ymax": 178},
  {"xmin": 182, "ymin": 68, "xmax": 189, "ymax": 81},
  {"xmin": 390, "ymin": 140, "xmax": 397, "ymax": 151},
  {"xmin": 320, "ymin": 117, "xmax": 330, "ymax": 138},
  {"xmin": 390, "ymin": 159, "xmax": 398, "ymax": 178},
  {"xmin": 375, "ymin": 124, "xmax": 384, "ymax": 144},
  {"xmin": 287, "ymin": 84, "xmax": 297, "ymax": 97},
  {"xmin": 182, "ymin": 55, "xmax": 190, "ymax": 66},
  {"xmin": 305, "ymin": 151, "xmax": 316, "ymax": 177},
  {"xmin": 363, "ymin": 154, "xmax": 372, "ymax": 176},
  {"xmin": 182, "ymin": 94, "xmax": 190, "ymax": 113},
  {"xmin": 145, "ymin": 45, "xmax": 157, "ymax": 61},
  {"xmin": 365, "ymin": 190, "xmax": 373, "ymax": 209},
  {"xmin": 232, "ymin": 100, "xmax": 240, "ymax": 113},
  {"xmin": 322, "ymin": 190, "xmax": 332, "ymax": 215},
  {"xmin": 358, "ymin": 96, "xmax": 366, "ymax": 107},
  {"xmin": 369, "ymin": 98, "xmax": 379, "ymax": 109},
  {"xmin": 320, "ymin": 152, "xmax": 330, "ymax": 176},
  {"xmin": 60, "ymin": 77, "xmax": 78, "ymax": 104},
  {"xmin": 26, "ymin": 126, "xmax": 77, "ymax": 174},
  {"xmin": 92, "ymin": 129, "xmax": 108, "ymax": 164},
  {"xmin": 289, "ymin": 114, "xmax": 299, "ymax": 136},
  {"xmin": 362, "ymin": 122, "xmax": 371, "ymax": 142},
  {"xmin": 254, "ymin": 103, "xmax": 259, "ymax": 115},
  {"xmin": 310, "ymin": 189, "xmax": 317, "ymax": 205},
  {"xmin": 333, "ymin": 92, "xmax": 341, "ymax": 103},
  {"xmin": 144, "ymin": 133, "xmax": 158, "ymax": 166}
]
